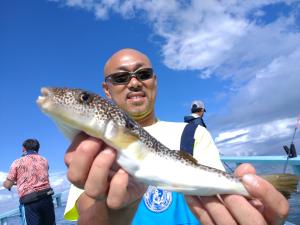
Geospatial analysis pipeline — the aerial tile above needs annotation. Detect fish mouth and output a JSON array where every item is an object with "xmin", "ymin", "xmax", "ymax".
[{"xmin": 36, "ymin": 87, "xmax": 50, "ymax": 106}]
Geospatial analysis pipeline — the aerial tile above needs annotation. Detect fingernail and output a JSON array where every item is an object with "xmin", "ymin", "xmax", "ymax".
[
  {"xmin": 242, "ymin": 174, "xmax": 254, "ymax": 183},
  {"xmin": 102, "ymin": 148, "xmax": 114, "ymax": 155},
  {"xmin": 120, "ymin": 169, "xmax": 128, "ymax": 174},
  {"xmin": 242, "ymin": 174, "xmax": 259, "ymax": 188}
]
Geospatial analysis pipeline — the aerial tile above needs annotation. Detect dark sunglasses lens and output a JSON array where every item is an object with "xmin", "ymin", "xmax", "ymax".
[
  {"xmin": 111, "ymin": 72, "xmax": 130, "ymax": 84},
  {"xmin": 136, "ymin": 69, "xmax": 153, "ymax": 80},
  {"xmin": 108, "ymin": 68, "xmax": 153, "ymax": 84}
]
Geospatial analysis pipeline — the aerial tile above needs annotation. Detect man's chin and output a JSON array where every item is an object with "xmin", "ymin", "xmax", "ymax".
[
  {"xmin": 126, "ymin": 101, "xmax": 147, "ymax": 112},
  {"xmin": 128, "ymin": 109, "xmax": 150, "ymax": 120}
]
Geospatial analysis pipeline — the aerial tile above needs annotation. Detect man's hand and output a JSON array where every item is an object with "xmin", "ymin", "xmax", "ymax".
[
  {"xmin": 3, "ymin": 179, "xmax": 14, "ymax": 191},
  {"xmin": 185, "ymin": 163, "xmax": 289, "ymax": 225},
  {"xmin": 64, "ymin": 133, "xmax": 146, "ymax": 224}
]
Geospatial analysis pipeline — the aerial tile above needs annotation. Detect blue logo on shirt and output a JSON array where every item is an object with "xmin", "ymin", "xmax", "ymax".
[{"xmin": 143, "ymin": 186, "xmax": 172, "ymax": 213}]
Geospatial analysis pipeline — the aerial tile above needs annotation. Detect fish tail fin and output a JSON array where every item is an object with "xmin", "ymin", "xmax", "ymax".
[{"xmin": 261, "ymin": 174, "xmax": 300, "ymax": 199}]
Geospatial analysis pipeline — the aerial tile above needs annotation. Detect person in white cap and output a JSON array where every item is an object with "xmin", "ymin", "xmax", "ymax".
[{"xmin": 184, "ymin": 100, "xmax": 207, "ymax": 128}]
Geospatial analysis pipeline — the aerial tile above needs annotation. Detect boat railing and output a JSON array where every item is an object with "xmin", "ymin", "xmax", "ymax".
[
  {"xmin": 220, "ymin": 155, "xmax": 300, "ymax": 175},
  {"xmin": 1, "ymin": 156, "xmax": 299, "ymax": 225},
  {"xmin": 0, "ymin": 192, "xmax": 62, "ymax": 225}
]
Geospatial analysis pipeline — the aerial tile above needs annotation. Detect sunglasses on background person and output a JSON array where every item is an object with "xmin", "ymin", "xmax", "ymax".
[{"xmin": 105, "ymin": 68, "xmax": 154, "ymax": 85}]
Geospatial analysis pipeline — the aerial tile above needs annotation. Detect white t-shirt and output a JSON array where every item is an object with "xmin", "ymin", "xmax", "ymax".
[{"xmin": 64, "ymin": 120, "xmax": 224, "ymax": 220}]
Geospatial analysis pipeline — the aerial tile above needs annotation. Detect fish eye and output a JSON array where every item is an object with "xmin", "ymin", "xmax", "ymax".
[{"xmin": 79, "ymin": 92, "xmax": 92, "ymax": 103}]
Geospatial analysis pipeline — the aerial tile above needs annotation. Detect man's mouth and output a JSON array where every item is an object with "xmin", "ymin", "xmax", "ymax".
[
  {"xmin": 127, "ymin": 92, "xmax": 146, "ymax": 100},
  {"xmin": 126, "ymin": 92, "xmax": 147, "ymax": 105},
  {"xmin": 129, "ymin": 96, "xmax": 143, "ymax": 100}
]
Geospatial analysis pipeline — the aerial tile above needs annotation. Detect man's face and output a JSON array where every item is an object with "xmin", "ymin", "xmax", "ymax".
[
  {"xmin": 198, "ymin": 109, "xmax": 204, "ymax": 117},
  {"xmin": 102, "ymin": 50, "xmax": 157, "ymax": 121}
]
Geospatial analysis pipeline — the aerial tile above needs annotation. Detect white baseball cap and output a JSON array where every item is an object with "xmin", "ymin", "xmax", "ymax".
[{"xmin": 191, "ymin": 100, "xmax": 206, "ymax": 112}]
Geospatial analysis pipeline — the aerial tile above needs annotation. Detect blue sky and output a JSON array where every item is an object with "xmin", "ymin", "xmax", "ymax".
[{"xmin": 1, "ymin": 0, "xmax": 300, "ymax": 173}]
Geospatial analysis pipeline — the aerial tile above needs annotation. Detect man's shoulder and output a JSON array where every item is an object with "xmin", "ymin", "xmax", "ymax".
[
  {"xmin": 145, "ymin": 120, "xmax": 186, "ymax": 131},
  {"xmin": 29, "ymin": 153, "xmax": 46, "ymax": 159},
  {"xmin": 150, "ymin": 120, "xmax": 207, "ymax": 133},
  {"xmin": 34, "ymin": 154, "xmax": 49, "ymax": 164},
  {"xmin": 184, "ymin": 115, "xmax": 196, "ymax": 123},
  {"xmin": 21, "ymin": 154, "xmax": 48, "ymax": 164},
  {"xmin": 144, "ymin": 121, "xmax": 187, "ymax": 149},
  {"xmin": 11, "ymin": 157, "xmax": 22, "ymax": 166},
  {"xmin": 191, "ymin": 117, "xmax": 204, "ymax": 125},
  {"xmin": 156, "ymin": 120, "xmax": 187, "ymax": 128}
]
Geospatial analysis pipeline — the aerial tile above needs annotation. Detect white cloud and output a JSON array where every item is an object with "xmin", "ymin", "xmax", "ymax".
[
  {"xmin": 212, "ymin": 47, "xmax": 300, "ymax": 132},
  {"xmin": 0, "ymin": 171, "xmax": 7, "ymax": 183},
  {"xmin": 215, "ymin": 117, "xmax": 300, "ymax": 155},
  {"xmin": 50, "ymin": 0, "xmax": 300, "ymax": 78},
  {"xmin": 215, "ymin": 129, "xmax": 249, "ymax": 143}
]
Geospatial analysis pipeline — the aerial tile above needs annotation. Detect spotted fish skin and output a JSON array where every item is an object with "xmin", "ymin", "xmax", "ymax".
[{"xmin": 37, "ymin": 87, "xmax": 249, "ymax": 197}]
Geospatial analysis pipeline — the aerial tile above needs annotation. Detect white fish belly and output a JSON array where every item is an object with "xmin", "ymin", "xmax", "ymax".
[{"xmin": 130, "ymin": 152, "xmax": 249, "ymax": 196}]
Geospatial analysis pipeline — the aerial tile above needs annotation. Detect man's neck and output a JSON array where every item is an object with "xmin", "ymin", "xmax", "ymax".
[
  {"xmin": 191, "ymin": 113, "xmax": 201, "ymax": 118},
  {"xmin": 23, "ymin": 150, "xmax": 38, "ymax": 156},
  {"xmin": 135, "ymin": 112, "xmax": 157, "ymax": 127}
]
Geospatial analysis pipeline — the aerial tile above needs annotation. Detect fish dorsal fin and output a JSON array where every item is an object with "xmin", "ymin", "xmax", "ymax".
[{"xmin": 177, "ymin": 150, "xmax": 199, "ymax": 165}]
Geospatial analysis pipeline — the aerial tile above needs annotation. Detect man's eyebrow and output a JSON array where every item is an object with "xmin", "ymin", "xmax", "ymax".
[{"xmin": 116, "ymin": 63, "xmax": 146, "ymax": 72}]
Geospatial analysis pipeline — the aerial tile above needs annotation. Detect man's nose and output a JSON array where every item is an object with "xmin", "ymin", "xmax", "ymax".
[{"xmin": 127, "ymin": 75, "xmax": 142, "ymax": 89}]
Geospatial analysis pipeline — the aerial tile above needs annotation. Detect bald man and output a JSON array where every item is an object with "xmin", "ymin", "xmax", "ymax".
[{"xmin": 64, "ymin": 49, "xmax": 288, "ymax": 225}]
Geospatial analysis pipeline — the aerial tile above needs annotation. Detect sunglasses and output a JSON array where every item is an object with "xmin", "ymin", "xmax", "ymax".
[{"xmin": 105, "ymin": 68, "xmax": 154, "ymax": 85}]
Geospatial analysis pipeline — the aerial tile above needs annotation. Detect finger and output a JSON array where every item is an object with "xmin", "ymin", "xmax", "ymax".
[
  {"xmin": 222, "ymin": 194, "xmax": 267, "ymax": 225},
  {"xmin": 67, "ymin": 136, "xmax": 104, "ymax": 188},
  {"xmin": 126, "ymin": 176, "xmax": 147, "ymax": 201},
  {"xmin": 84, "ymin": 146, "xmax": 117, "ymax": 199},
  {"xmin": 185, "ymin": 196, "xmax": 215, "ymax": 225},
  {"xmin": 234, "ymin": 163, "xmax": 256, "ymax": 177},
  {"xmin": 248, "ymin": 199, "xmax": 264, "ymax": 213},
  {"xmin": 77, "ymin": 192, "xmax": 109, "ymax": 224},
  {"xmin": 64, "ymin": 132, "xmax": 89, "ymax": 167},
  {"xmin": 242, "ymin": 174, "xmax": 289, "ymax": 225},
  {"xmin": 106, "ymin": 168, "xmax": 130, "ymax": 209},
  {"xmin": 200, "ymin": 196, "xmax": 238, "ymax": 225}
]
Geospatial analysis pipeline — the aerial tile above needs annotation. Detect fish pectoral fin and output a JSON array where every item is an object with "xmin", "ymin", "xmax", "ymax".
[
  {"xmin": 55, "ymin": 121, "xmax": 80, "ymax": 141},
  {"xmin": 113, "ymin": 127, "xmax": 140, "ymax": 149}
]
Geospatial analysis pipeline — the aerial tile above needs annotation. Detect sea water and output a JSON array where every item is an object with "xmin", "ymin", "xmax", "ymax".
[
  {"xmin": 1, "ymin": 163, "xmax": 299, "ymax": 224},
  {"xmin": 3, "ymin": 193, "xmax": 300, "ymax": 225}
]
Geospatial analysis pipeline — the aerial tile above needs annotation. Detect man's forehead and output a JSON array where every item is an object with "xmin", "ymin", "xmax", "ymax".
[{"xmin": 104, "ymin": 49, "xmax": 152, "ymax": 75}]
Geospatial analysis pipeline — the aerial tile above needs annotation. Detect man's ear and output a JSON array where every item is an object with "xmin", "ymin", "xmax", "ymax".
[
  {"xmin": 102, "ymin": 82, "xmax": 112, "ymax": 99},
  {"xmin": 153, "ymin": 74, "xmax": 157, "ymax": 86}
]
